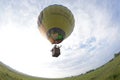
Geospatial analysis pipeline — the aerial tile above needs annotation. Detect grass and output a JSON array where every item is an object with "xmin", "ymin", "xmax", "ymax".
[{"xmin": 0, "ymin": 52, "xmax": 120, "ymax": 80}]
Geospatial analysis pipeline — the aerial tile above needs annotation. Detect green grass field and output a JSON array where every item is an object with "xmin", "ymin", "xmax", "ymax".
[{"xmin": 0, "ymin": 52, "xmax": 120, "ymax": 80}]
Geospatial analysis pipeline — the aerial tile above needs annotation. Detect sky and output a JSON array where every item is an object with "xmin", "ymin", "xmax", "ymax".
[{"xmin": 0, "ymin": 0, "xmax": 120, "ymax": 78}]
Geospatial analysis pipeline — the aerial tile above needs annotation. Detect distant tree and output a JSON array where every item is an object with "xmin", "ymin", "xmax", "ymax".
[
  {"xmin": 114, "ymin": 52, "xmax": 120, "ymax": 58},
  {"xmin": 86, "ymin": 69, "xmax": 95, "ymax": 73},
  {"xmin": 109, "ymin": 58, "xmax": 113, "ymax": 62}
]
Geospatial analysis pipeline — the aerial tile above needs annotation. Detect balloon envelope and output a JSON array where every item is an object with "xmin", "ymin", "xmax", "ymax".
[{"xmin": 38, "ymin": 4, "xmax": 75, "ymax": 44}]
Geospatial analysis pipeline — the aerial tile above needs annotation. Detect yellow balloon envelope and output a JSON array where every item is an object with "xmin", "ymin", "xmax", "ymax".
[{"xmin": 38, "ymin": 4, "xmax": 75, "ymax": 44}]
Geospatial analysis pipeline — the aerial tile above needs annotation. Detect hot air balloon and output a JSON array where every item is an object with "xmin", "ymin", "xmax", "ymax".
[{"xmin": 37, "ymin": 4, "xmax": 75, "ymax": 57}]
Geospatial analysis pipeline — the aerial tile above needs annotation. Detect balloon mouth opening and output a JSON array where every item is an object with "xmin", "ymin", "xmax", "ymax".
[
  {"xmin": 47, "ymin": 27, "xmax": 65, "ymax": 44},
  {"xmin": 48, "ymin": 38, "xmax": 63, "ymax": 44}
]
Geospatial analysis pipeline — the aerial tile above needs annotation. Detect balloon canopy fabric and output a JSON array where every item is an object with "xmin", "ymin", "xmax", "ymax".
[{"xmin": 38, "ymin": 4, "xmax": 75, "ymax": 44}]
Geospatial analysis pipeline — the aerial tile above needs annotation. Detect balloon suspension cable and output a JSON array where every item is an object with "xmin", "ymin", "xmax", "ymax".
[{"xmin": 54, "ymin": 44, "xmax": 62, "ymax": 48}]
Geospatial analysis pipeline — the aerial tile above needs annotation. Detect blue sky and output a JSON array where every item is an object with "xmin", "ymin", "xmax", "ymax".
[{"xmin": 0, "ymin": 0, "xmax": 120, "ymax": 78}]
